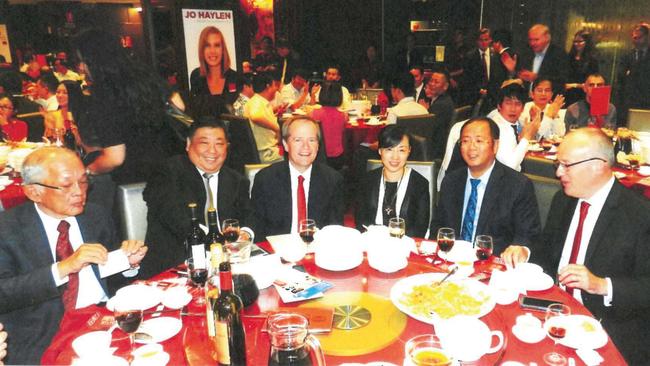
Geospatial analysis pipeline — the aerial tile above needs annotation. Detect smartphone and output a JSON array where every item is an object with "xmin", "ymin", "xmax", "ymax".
[
  {"xmin": 519, "ymin": 296, "xmax": 563, "ymax": 311},
  {"xmin": 250, "ymin": 243, "xmax": 270, "ymax": 257}
]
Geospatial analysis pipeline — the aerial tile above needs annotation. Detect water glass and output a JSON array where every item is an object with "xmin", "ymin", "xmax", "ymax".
[{"xmin": 388, "ymin": 217, "xmax": 406, "ymax": 239}]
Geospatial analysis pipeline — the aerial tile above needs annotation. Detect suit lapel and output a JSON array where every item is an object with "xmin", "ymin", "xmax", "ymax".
[
  {"xmin": 279, "ymin": 162, "xmax": 293, "ymax": 230},
  {"xmin": 584, "ymin": 183, "xmax": 622, "ymax": 264},
  {"xmin": 368, "ymin": 170, "xmax": 380, "ymax": 222},
  {"xmin": 307, "ymin": 164, "xmax": 322, "ymax": 222},
  {"xmin": 20, "ymin": 203, "xmax": 53, "ymax": 267},
  {"xmin": 450, "ymin": 170, "xmax": 468, "ymax": 231},
  {"xmin": 476, "ymin": 163, "xmax": 503, "ymax": 234},
  {"xmin": 184, "ymin": 156, "xmax": 208, "ymax": 210}
]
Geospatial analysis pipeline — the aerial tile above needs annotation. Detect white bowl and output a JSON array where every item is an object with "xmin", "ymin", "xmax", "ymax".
[
  {"xmin": 72, "ymin": 331, "xmax": 112, "ymax": 357},
  {"xmin": 313, "ymin": 225, "xmax": 363, "ymax": 271},
  {"xmin": 161, "ymin": 287, "xmax": 192, "ymax": 309}
]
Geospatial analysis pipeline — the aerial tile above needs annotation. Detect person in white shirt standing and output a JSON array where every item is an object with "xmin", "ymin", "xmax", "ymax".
[{"xmin": 386, "ymin": 72, "xmax": 429, "ymax": 125}]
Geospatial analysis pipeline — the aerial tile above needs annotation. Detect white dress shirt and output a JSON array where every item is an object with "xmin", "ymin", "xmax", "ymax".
[
  {"xmin": 460, "ymin": 162, "xmax": 495, "ymax": 241},
  {"xmin": 386, "ymin": 97, "xmax": 429, "ymax": 125},
  {"xmin": 532, "ymin": 45, "xmax": 549, "ymax": 74},
  {"xmin": 557, "ymin": 177, "xmax": 615, "ymax": 306},
  {"xmin": 281, "ymin": 83, "xmax": 309, "ymax": 111},
  {"xmin": 288, "ymin": 163, "xmax": 313, "ymax": 234},
  {"xmin": 520, "ymin": 102, "xmax": 567, "ymax": 138},
  {"xmin": 373, "ymin": 168, "xmax": 413, "ymax": 225}
]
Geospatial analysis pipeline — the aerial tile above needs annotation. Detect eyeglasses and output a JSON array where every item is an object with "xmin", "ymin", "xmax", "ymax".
[
  {"xmin": 554, "ymin": 157, "xmax": 606, "ymax": 170},
  {"xmin": 29, "ymin": 179, "xmax": 90, "ymax": 192}
]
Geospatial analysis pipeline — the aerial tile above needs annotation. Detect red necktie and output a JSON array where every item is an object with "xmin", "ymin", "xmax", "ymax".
[
  {"xmin": 297, "ymin": 175, "xmax": 306, "ymax": 225},
  {"xmin": 56, "ymin": 220, "xmax": 78, "ymax": 311},
  {"xmin": 567, "ymin": 201, "xmax": 590, "ymax": 295}
]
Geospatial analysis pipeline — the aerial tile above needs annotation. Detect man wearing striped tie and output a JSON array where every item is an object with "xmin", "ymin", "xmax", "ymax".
[{"xmin": 430, "ymin": 117, "xmax": 541, "ymax": 264}]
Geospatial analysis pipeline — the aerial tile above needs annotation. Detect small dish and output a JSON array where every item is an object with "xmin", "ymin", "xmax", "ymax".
[{"xmin": 512, "ymin": 323, "xmax": 546, "ymax": 344}]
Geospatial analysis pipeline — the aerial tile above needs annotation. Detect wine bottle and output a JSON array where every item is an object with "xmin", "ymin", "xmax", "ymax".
[
  {"xmin": 206, "ymin": 208, "xmax": 225, "ymax": 251},
  {"xmin": 63, "ymin": 119, "xmax": 77, "ymax": 152},
  {"xmin": 214, "ymin": 259, "xmax": 246, "ymax": 366},
  {"xmin": 185, "ymin": 203, "xmax": 206, "ymax": 260}
]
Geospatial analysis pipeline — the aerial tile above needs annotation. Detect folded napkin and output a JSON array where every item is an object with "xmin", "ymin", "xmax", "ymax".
[{"xmin": 576, "ymin": 348, "xmax": 604, "ymax": 366}]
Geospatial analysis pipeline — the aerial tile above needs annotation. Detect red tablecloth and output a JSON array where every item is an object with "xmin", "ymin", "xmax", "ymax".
[
  {"xmin": 0, "ymin": 177, "xmax": 26, "ymax": 210},
  {"xmin": 42, "ymin": 243, "xmax": 627, "ymax": 365}
]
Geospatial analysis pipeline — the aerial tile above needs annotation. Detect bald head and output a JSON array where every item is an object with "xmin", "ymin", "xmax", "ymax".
[
  {"xmin": 528, "ymin": 24, "xmax": 551, "ymax": 53},
  {"xmin": 23, "ymin": 147, "xmax": 81, "ymax": 184}
]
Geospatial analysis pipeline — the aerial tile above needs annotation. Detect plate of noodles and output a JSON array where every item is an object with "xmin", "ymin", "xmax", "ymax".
[{"xmin": 390, "ymin": 273, "xmax": 495, "ymax": 324}]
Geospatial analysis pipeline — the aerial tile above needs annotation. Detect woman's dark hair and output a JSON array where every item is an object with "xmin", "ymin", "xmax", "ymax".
[
  {"xmin": 252, "ymin": 72, "xmax": 272, "ymax": 93},
  {"xmin": 379, "ymin": 125, "xmax": 410, "ymax": 149},
  {"xmin": 59, "ymin": 80, "xmax": 84, "ymax": 117},
  {"xmin": 318, "ymin": 81, "xmax": 343, "ymax": 107},
  {"xmin": 569, "ymin": 30, "xmax": 596, "ymax": 59}
]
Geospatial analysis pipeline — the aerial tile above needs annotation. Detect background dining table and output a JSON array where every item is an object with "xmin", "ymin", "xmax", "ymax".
[{"xmin": 42, "ymin": 240, "xmax": 627, "ymax": 365}]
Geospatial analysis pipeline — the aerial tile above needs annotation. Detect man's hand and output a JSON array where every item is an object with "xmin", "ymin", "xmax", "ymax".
[
  {"xmin": 500, "ymin": 245, "xmax": 530, "ymax": 268},
  {"xmin": 558, "ymin": 264, "xmax": 608, "ymax": 295},
  {"xmin": 57, "ymin": 244, "xmax": 108, "ymax": 279},
  {"xmin": 120, "ymin": 240, "xmax": 148, "ymax": 267},
  {"xmin": 0, "ymin": 322, "xmax": 7, "ymax": 365},
  {"xmin": 518, "ymin": 69, "xmax": 537, "ymax": 82},
  {"xmin": 501, "ymin": 52, "xmax": 517, "ymax": 73},
  {"xmin": 546, "ymin": 94, "xmax": 565, "ymax": 119},
  {"xmin": 521, "ymin": 107, "xmax": 542, "ymax": 141},
  {"xmin": 418, "ymin": 98, "xmax": 429, "ymax": 108}
]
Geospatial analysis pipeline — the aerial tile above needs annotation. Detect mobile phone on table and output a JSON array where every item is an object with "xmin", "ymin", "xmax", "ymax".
[{"xmin": 519, "ymin": 296, "xmax": 563, "ymax": 311}]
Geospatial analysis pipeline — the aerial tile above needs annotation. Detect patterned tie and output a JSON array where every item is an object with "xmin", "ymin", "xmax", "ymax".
[
  {"xmin": 297, "ymin": 175, "xmax": 307, "ymax": 225},
  {"xmin": 56, "ymin": 220, "xmax": 78, "ymax": 311},
  {"xmin": 203, "ymin": 173, "xmax": 214, "ymax": 225},
  {"xmin": 460, "ymin": 179, "xmax": 481, "ymax": 242},
  {"xmin": 567, "ymin": 201, "xmax": 590, "ymax": 296}
]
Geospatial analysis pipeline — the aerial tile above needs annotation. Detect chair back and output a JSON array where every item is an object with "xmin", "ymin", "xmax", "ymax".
[
  {"xmin": 116, "ymin": 182, "xmax": 148, "ymax": 241},
  {"xmin": 396, "ymin": 114, "xmax": 436, "ymax": 161},
  {"xmin": 453, "ymin": 105, "xmax": 473, "ymax": 123},
  {"xmin": 524, "ymin": 173, "xmax": 561, "ymax": 228},
  {"xmin": 221, "ymin": 113, "xmax": 261, "ymax": 173},
  {"xmin": 244, "ymin": 163, "xmax": 271, "ymax": 196},
  {"xmin": 628, "ymin": 109, "xmax": 650, "ymax": 132},
  {"xmin": 355, "ymin": 88, "xmax": 383, "ymax": 102}
]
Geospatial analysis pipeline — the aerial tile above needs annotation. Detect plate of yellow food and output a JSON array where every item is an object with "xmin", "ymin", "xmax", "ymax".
[
  {"xmin": 543, "ymin": 314, "xmax": 608, "ymax": 349},
  {"xmin": 390, "ymin": 273, "xmax": 495, "ymax": 324}
]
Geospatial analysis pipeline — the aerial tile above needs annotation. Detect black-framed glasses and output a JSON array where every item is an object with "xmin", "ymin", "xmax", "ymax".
[
  {"xmin": 554, "ymin": 157, "xmax": 606, "ymax": 170},
  {"xmin": 29, "ymin": 180, "xmax": 90, "ymax": 192}
]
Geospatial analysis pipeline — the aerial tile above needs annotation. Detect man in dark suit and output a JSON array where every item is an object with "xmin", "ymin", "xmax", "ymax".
[
  {"xmin": 423, "ymin": 67, "xmax": 455, "ymax": 159},
  {"xmin": 0, "ymin": 147, "xmax": 147, "ymax": 365},
  {"xmin": 616, "ymin": 23, "xmax": 650, "ymax": 125},
  {"xmin": 142, "ymin": 118, "xmax": 252, "ymax": 279},
  {"xmin": 462, "ymin": 28, "xmax": 501, "ymax": 112},
  {"xmin": 530, "ymin": 128, "xmax": 650, "ymax": 364},
  {"xmin": 430, "ymin": 117, "xmax": 541, "ymax": 259},
  {"xmin": 491, "ymin": 29, "xmax": 518, "ymax": 88},
  {"xmin": 410, "ymin": 65, "xmax": 427, "ymax": 103},
  {"xmin": 251, "ymin": 117, "xmax": 344, "ymax": 242},
  {"xmin": 517, "ymin": 24, "xmax": 569, "ymax": 92}
]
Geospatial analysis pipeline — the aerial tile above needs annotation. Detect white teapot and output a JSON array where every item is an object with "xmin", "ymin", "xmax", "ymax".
[{"xmin": 437, "ymin": 315, "xmax": 504, "ymax": 362}]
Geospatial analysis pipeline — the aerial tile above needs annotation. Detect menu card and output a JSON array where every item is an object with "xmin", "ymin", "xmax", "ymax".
[{"xmin": 273, "ymin": 266, "xmax": 333, "ymax": 303}]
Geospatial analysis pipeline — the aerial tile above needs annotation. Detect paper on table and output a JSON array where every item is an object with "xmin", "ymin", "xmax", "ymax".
[{"xmin": 98, "ymin": 250, "xmax": 131, "ymax": 278}]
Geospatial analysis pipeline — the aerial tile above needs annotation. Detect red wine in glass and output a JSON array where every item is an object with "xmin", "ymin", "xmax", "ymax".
[
  {"xmin": 476, "ymin": 247, "xmax": 492, "ymax": 260},
  {"xmin": 438, "ymin": 239, "xmax": 454, "ymax": 253},
  {"xmin": 299, "ymin": 229, "xmax": 316, "ymax": 244},
  {"xmin": 115, "ymin": 311, "xmax": 142, "ymax": 334},
  {"xmin": 548, "ymin": 326, "xmax": 566, "ymax": 340},
  {"xmin": 190, "ymin": 268, "xmax": 208, "ymax": 286},
  {"xmin": 223, "ymin": 229, "xmax": 239, "ymax": 243}
]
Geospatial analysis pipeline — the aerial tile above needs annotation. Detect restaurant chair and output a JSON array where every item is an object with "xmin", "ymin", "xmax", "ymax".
[
  {"xmin": 396, "ymin": 114, "xmax": 436, "ymax": 161},
  {"xmin": 116, "ymin": 182, "xmax": 148, "ymax": 241},
  {"xmin": 221, "ymin": 113, "xmax": 261, "ymax": 174},
  {"xmin": 628, "ymin": 109, "xmax": 650, "ymax": 132},
  {"xmin": 524, "ymin": 173, "xmax": 561, "ymax": 228},
  {"xmin": 453, "ymin": 105, "xmax": 473, "ymax": 123},
  {"xmin": 244, "ymin": 163, "xmax": 271, "ymax": 196}
]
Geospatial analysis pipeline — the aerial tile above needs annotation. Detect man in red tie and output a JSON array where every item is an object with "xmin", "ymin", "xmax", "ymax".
[
  {"xmin": 531, "ymin": 128, "xmax": 650, "ymax": 364},
  {"xmin": 250, "ymin": 117, "xmax": 344, "ymax": 242},
  {"xmin": 0, "ymin": 147, "xmax": 147, "ymax": 365}
]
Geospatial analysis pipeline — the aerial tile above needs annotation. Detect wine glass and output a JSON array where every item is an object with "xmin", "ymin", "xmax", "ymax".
[
  {"xmin": 388, "ymin": 217, "xmax": 406, "ymax": 239},
  {"xmin": 543, "ymin": 303, "xmax": 571, "ymax": 366},
  {"xmin": 299, "ymin": 219, "xmax": 317, "ymax": 245},
  {"xmin": 222, "ymin": 219, "xmax": 240, "ymax": 243},
  {"xmin": 188, "ymin": 257, "xmax": 208, "ymax": 305},
  {"xmin": 474, "ymin": 235, "xmax": 493, "ymax": 261},
  {"xmin": 436, "ymin": 227, "xmax": 455, "ymax": 265},
  {"xmin": 113, "ymin": 303, "xmax": 143, "ymax": 359}
]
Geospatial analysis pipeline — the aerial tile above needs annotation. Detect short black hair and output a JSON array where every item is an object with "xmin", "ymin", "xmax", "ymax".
[
  {"xmin": 531, "ymin": 77, "xmax": 554, "ymax": 91},
  {"xmin": 319, "ymin": 81, "xmax": 343, "ymax": 107},
  {"xmin": 391, "ymin": 72, "xmax": 415, "ymax": 97},
  {"xmin": 293, "ymin": 68, "xmax": 310, "ymax": 80},
  {"xmin": 492, "ymin": 29, "xmax": 512, "ymax": 47},
  {"xmin": 252, "ymin": 72, "xmax": 273, "ymax": 93},
  {"xmin": 188, "ymin": 116, "xmax": 229, "ymax": 141},
  {"xmin": 429, "ymin": 65, "xmax": 450, "ymax": 84},
  {"xmin": 379, "ymin": 124, "xmax": 410, "ymax": 149},
  {"xmin": 409, "ymin": 65, "xmax": 424, "ymax": 76},
  {"xmin": 39, "ymin": 72, "xmax": 59, "ymax": 93},
  {"xmin": 498, "ymin": 83, "xmax": 527, "ymax": 105},
  {"xmin": 476, "ymin": 27, "xmax": 491, "ymax": 39},
  {"xmin": 460, "ymin": 117, "xmax": 500, "ymax": 141},
  {"xmin": 0, "ymin": 71, "xmax": 23, "ymax": 94}
]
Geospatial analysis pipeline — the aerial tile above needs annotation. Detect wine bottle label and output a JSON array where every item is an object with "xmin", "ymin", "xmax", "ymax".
[
  {"xmin": 215, "ymin": 321, "xmax": 230, "ymax": 364},
  {"xmin": 206, "ymin": 298, "xmax": 216, "ymax": 337},
  {"xmin": 192, "ymin": 245, "xmax": 207, "ymax": 268}
]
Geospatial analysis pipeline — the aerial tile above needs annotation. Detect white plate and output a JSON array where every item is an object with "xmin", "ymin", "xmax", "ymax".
[
  {"xmin": 72, "ymin": 355, "xmax": 128, "ymax": 366},
  {"xmin": 0, "ymin": 167, "xmax": 11, "ymax": 175},
  {"xmin": 544, "ymin": 315, "xmax": 608, "ymax": 350},
  {"xmin": 544, "ymin": 154, "xmax": 557, "ymax": 161},
  {"xmin": 108, "ymin": 285, "xmax": 163, "ymax": 311},
  {"xmin": 638, "ymin": 166, "xmax": 650, "ymax": 176},
  {"xmin": 136, "ymin": 317, "xmax": 183, "ymax": 344},
  {"xmin": 512, "ymin": 324, "xmax": 546, "ymax": 343},
  {"xmin": 161, "ymin": 287, "xmax": 192, "ymax": 309},
  {"xmin": 524, "ymin": 272, "xmax": 554, "ymax": 291},
  {"xmin": 528, "ymin": 145, "xmax": 544, "ymax": 152},
  {"xmin": 614, "ymin": 171, "xmax": 627, "ymax": 179},
  {"xmin": 390, "ymin": 273, "xmax": 495, "ymax": 324},
  {"xmin": 438, "ymin": 240, "xmax": 477, "ymax": 263},
  {"xmin": 132, "ymin": 344, "xmax": 171, "ymax": 366}
]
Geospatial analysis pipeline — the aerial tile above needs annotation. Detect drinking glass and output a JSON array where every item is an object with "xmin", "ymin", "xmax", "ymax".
[
  {"xmin": 389, "ymin": 217, "xmax": 406, "ymax": 239},
  {"xmin": 299, "ymin": 219, "xmax": 317, "ymax": 245},
  {"xmin": 436, "ymin": 228, "xmax": 455, "ymax": 264},
  {"xmin": 474, "ymin": 235, "xmax": 493, "ymax": 261},
  {"xmin": 113, "ymin": 303, "xmax": 143, "ymax": 358},
  {"xmin": 543, "ymin": 303, "xmax": 571, "ymax": 366},
  {"xmin": 222, "ymin": 218, "xmax": 240, "ymax": 243},
  {"xmin": 188, "ymin": 258, "xmax": 208, "ymax": 305},
  {"xmin": 404, "ymin": 334, "xmax": 453, "ymax": 366}
]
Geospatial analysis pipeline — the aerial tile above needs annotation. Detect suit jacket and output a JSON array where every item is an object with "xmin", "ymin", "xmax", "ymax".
[
  {"xmin": 518, "ymin": 44, "xmax": 570, "ymax": 90},
  {"xmin": 531, "ymin": 182, "xmax": 650, "ymax": 364},
  {"xmin": 0, "ymin": 202, "xmax": 117, "ymax": 365},
  {"xmin": 430, "ymin": 161, "xmax": 541, "ymax": 255},
  {"xmin": 428, "ymin": 93, "xmax": 455, "ymax": 160},
  {"xmin": 141, "ymin": 155, "xmax": 251, "ymax": 279},
  {"xmin": 462, "ymin": 48, "xmax": 501, "ymax": 108},
  {"xmin": 356, "ymin": 168, "xmax": 430, "ymax": 238},
  {"xmin": 250, "ymin": 161, "xmax": 344, "ymax": 242},
  {"xmin": 617, "ymin": 48, "xmax": 650, "ymax": 118}
]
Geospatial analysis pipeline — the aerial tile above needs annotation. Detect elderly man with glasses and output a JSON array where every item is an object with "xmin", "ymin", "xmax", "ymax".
[
  {"xmin": 0, "ymin": 147, "xmax": 147, "ymax": 364},
  {"xmin": 530, "ymin": 127, "xmax": 650, "ymax": 364}
]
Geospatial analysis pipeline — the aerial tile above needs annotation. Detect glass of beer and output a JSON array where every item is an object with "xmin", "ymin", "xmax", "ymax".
[{"xmin": 389, "ymin": 217, "xmax": 406, "ymax": 239}]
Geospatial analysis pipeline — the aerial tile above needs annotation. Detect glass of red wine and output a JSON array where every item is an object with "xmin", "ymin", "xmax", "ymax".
[
  {"xmin": 474, "ymin": 235, "xmax": 493, "ymax": 261},
  {"xmin": 113, "ymin": 303, "xmax": 143, "ymax": 358},
  {"xmin": 436, "ymin": 227, "xmax": 455, "ymax": 265},
  {"xmin": 188, "ymin": 257, "xmax": 208, "ymax": 305},
  {"xmin": 299, "ymin": 219, "xmax": 317, "ymax": 245},
  {"xmin": 543, "ymin": 303, "xmax": 571, "ymax": 366},
  {"xmin": 222, "ymin": 219, "xmax": 240, "ymax": 244}
]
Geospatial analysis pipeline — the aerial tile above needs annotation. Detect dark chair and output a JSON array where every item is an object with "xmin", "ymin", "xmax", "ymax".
[
  {"xmin": 453, "ymin": 105, "xmax": 473, "ymax": 123},
  {"xmin": 396, "ymin": 114, "xmax": 436, "ymax": 161},
  {"xmin": 221, "ymin": 114, "xmax": 261, "ymax": 174},
  {"xmin": 116, "ymin": 182, "xmax": 148, "ymax": 241},
  {"xmin": 524, "ymin": 173, "xmax": 561, "ymax": 228}
]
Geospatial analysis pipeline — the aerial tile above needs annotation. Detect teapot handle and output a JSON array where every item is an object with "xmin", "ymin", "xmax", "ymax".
[
  {"xmin": 488, "ymin": 330, "xmax": 504, "ymax": 354},
  {"xmin": 305, "ymin": 334, "xmax": 327, "ymax": 366}
]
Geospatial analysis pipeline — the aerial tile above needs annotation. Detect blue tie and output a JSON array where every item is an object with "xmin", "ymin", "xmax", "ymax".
[{"xmin": 460, "ymin": 179, "xmax": 481, "ymax": 242}]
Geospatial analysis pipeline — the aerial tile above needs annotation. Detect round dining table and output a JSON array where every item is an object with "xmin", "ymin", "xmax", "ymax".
[{"xmin": 42, "ymin": 241, "xmax": 627, "ymax": 365}]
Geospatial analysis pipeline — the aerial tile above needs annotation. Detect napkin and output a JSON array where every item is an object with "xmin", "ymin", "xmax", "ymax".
[{"xmin": 576, "ymin": 348, "xmax": 604, "ymax": 366}]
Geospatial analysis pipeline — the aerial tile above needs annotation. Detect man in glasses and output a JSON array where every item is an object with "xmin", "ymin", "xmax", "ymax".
[
  {"xmin": 531, "ymin": 128, "xmax": 650, "ymax": 364},
  {"xmin": 0, "ymin": 147, "xmax": 147, "ymax": 364},
  {"xmin": 564, "ymin": 73, "xmax": 617, "ymax": 129}
]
